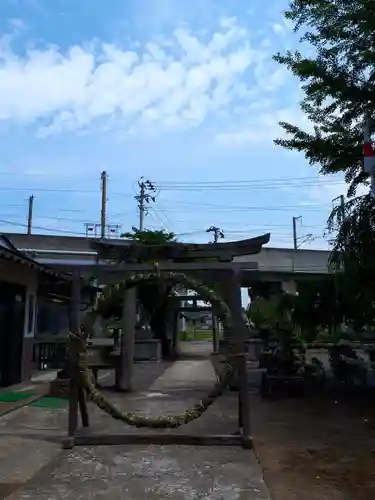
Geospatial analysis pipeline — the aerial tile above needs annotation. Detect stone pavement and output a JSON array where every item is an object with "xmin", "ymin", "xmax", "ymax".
[
  {"xmin": 0, "ymin": 370, "xmax": 58, "ymax": 418},
  {"xmin": 0, "ymin": 344, "xmax": 271, "ymax": 499}
]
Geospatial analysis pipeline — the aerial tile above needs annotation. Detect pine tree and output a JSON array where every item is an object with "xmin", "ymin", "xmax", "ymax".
[{"xmin": 274, "ymin": 0, "xmax": 375, "ymax": 323}]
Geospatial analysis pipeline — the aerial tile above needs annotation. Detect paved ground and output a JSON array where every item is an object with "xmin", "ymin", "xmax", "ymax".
[
  {"xmin": 0, "ymin": 370, "xmax": 60, "ymax": 418},
  {"xmin": 0, "ymin": 343, "xmax": 270, "ymax": 499}
]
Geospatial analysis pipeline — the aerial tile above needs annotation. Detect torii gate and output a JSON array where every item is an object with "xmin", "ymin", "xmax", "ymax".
[{"xmin": 64, "ymin": 233, "xmax": 270, "ymax": 449}]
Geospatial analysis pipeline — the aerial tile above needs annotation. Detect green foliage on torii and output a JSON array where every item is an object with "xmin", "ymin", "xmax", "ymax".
[
  {"xmin": 121, "ymin": 227, "xmax": 176, "ymax": 245},
  {"xmin": 96, "ymin": 227, "xmax": 178, "ymax": 357},
  {"xmin": 70, "ymin": 270, "xmax": 235, "ymax": 428},
  {"xmin": 96, "ymin": 227, "xmax": 177, "ymax": 316}
]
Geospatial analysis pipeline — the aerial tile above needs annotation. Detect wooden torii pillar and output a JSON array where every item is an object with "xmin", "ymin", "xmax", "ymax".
[
  {"xmin": 67, "ymin": 270, "xmax": 89, "ymax": 447},
  {"xmin": 116, "ymin": 286, "xmax": 137, "ymax": 392},
  {"xmin": 215, "ymin": 269, "xmax": 251, "ymax": 446},
  {"xmin": 64, "ymin": 260, "xmax": 258, "ymax": 449}
]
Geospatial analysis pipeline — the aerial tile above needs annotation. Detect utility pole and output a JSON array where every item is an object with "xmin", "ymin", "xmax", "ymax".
[
  {"xmin": 332, "ymin": 194, "xmax": 346, "ymax": 325},
  {"xmin": 27, "ymin": 195, "xmax": 34, "ymax": 235},
  {"xmin": 292, "ymin": 216, "xmax": 299, "ymax": 251},
  {"xmin": 139, "ymin": 181, "xmax": 145, "ymax": 231},
  {"xmin": 292, "ymin": 216, "xmax": 313, "ymax": 250},
  {"xmin": 332, "ymin": 194, "xmax": 345, "ymax": 224},
  {"xmin": 363, "ymin": 110, "xmax": 375, "ymax": 196},
  {"xmin": 100, "ymin": 171, "xmax": 108, "ymax": 239},
  {"xmin": 206, "ymin": 225, "xmax": 224, "ymax": 243},
  {"xmin": 135, "ymin": 178, "xmax": 156, "ymax": 231},
  {"xmin": 339, "ymin": 194, "xmax": 345, "ymax": 220}
]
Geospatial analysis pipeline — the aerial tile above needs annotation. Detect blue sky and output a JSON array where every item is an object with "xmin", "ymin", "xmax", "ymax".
[{"xmin": 0, "ymin": 0, "xmax": 350, "ymax": 248}]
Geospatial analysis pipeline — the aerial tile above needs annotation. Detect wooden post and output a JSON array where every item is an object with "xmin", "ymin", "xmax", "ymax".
[
  {"xmin": 171, "ymin": 309, "xmax": 179, "ymax": 358},
  {"xmin": 212, "ymin": 309, "xmax": 219, "ymax": 353},
  {"xmin": 215, "ymin": 279, "xmax": 233, "ymax": 343},
  {"xmin": 78, "ymin": 387, "xmax": 89, "ymax": 428},
  {"xmin": 66, "ymin": 270, "xmax": 82, "ymax": 447},
  {"xmin": 228, "ymin": 270, "xmax": 252, "ymax": 448},
  {"xmin": 116, "ymin": 286, "xmax": 137, "ymax": 391}
]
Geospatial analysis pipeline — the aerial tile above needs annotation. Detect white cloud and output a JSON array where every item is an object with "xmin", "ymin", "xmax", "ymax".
[
  {"xmin": 272, "ymin": 23, "xmax": 285, "ymax": 35},
  {"xmin": 271, "ymin": 18, "xmax": 293, "ymax": 36},
  {"xmin": 303, "ymin": 180, "xmax": 370, "ymax": 212},
  {"xmin": 0, "ymin": 18, "xmax": 294, "ymax": 137},
  {"xmin": 216, "ymin": 106, "xmax": 312, "ymax": 147},
  {"xmin": 307, "ymin": 182, "xmax": 345, "ymax": 206}
]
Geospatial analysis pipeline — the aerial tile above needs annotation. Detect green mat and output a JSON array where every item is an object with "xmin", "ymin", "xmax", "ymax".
[
  {"xmin": 0, "ymin": 391, "xmax": 34, "ymax": 403},
  {"xmin": 29, "ymin": 397, "xmax": 68, "ymax": 409}
]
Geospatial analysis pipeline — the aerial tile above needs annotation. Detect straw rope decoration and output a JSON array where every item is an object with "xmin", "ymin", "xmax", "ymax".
[{"xmin": 69, "ymin": 269, "xmax": 240, "ymax": 429}]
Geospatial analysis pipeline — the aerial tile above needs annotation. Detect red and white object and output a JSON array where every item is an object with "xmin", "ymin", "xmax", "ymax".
[{"xmin": 363, "ymin": 111, "xmax": 375, "ymax": 174}]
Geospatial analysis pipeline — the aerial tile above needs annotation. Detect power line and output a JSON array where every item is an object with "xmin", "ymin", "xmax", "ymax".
[
  {"xmin": 135, "ymin": 178, "xmax": 156, "ymax": 230},
  {"xmin": 0, "ymin": 218, "xmax": 86, "ymax": 235},
  {"xmin": 154, "ymin": 198, "xmax": 331, "ymax": 209},
  {"xmin": 0, "ymin": 176, "xmax": 344, "ymax": 195},
  {"xmin": 153, "ymin": 179, "xmax": 345, "ymax": 190},
  {"xmin": 0, "ymin": 187, "xmax": 102, "ymax": 193},
  {"xmin": 0, "ymin": 170, "xmax": 339, "ymax": 243},
  {"xmin": 0, "ymin": 173, "xmax": 340, "ymax": 183},
  {"xmin": 0, "ymin": 172, "xmax": 100, "ymax": 178},
  {"xmin": 0, "ymin": 186, "xmax": 135, "ymax": 197},
  {"xmin": 153, "ymin": 206, "xmax": 326, "ymax": 212},
  {"xmin": 173, "ymin": 229, "xmax": 326, "ymax": 239},
  {"xmin": 0, "ymin": 213, "xmax": 121, "ymax": 224},
  {"xmin": 0, "ymin": 202, "xmax": 333, "ymax": 219},
  {"xmin": 17, "ymin": 214, "xmax": 316, "ymax": 238},
  {"xmin": 292, "ymin": 216, "xmax": 315, "ymax": 250},
  {"xmin": 149, "ymin": 207, "xmax": 173, "ymax": 232},
  {"xmin": 167, "ymin": 220, "xmax": 327, "ymax": 229},
  {"xmin": 154, "ymin": 186, "xmax": 341, "ymax": 191},
  {"xmin": 152, "ymin": 176, "xmax": 341, "ymax": 184}
]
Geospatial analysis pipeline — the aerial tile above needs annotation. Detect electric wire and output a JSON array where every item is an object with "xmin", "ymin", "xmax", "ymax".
[{"xmin": 0, "ymin": 173, "xmax": 343, "ymax": 248}]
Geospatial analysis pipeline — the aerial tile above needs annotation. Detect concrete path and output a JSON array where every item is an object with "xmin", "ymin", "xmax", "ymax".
[
  {"xmin": 0, "ymin": 344, "xmax": 271, "ymax": 500},
  {"xmin": 150, "ymin": 359, "xmax": 216, "ymax": 392},
  {"xmin": 8, "ymin": 445, "xmax": 270, "ymax": 500}
]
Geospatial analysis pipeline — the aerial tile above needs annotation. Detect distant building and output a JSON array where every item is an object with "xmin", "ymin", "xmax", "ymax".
[{"xmin": 180, "ymin": 310, "xmax": 213, "ymax": 330}]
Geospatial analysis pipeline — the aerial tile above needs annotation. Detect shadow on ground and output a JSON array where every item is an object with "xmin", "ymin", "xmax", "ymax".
[{"xmin": 251, "ymin": 377, "xmax": 375, "ymax": 500}]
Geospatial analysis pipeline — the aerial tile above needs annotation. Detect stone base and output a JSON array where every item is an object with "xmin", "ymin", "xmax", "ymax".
[
  {"xmin": 218, "ymin": 339, "xmax": 263, "ymax": 361},
  {"xmin": 134, "ymin": 340, "xmax": 161, "ymax": 361},
  {"xmin": 210, "ymin": 353, "xmax": 239, "ymax": 389}
]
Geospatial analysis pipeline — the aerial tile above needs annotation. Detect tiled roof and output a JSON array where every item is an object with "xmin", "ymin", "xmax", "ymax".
[{"xmin": 0, "ymin": 234, "xmax": 68, "ymax": 278}]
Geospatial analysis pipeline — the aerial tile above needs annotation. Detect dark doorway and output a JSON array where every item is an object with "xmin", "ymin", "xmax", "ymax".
[{"xmin": 0, "ymin": 280, "xmax": 26, "ymax": 387}]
